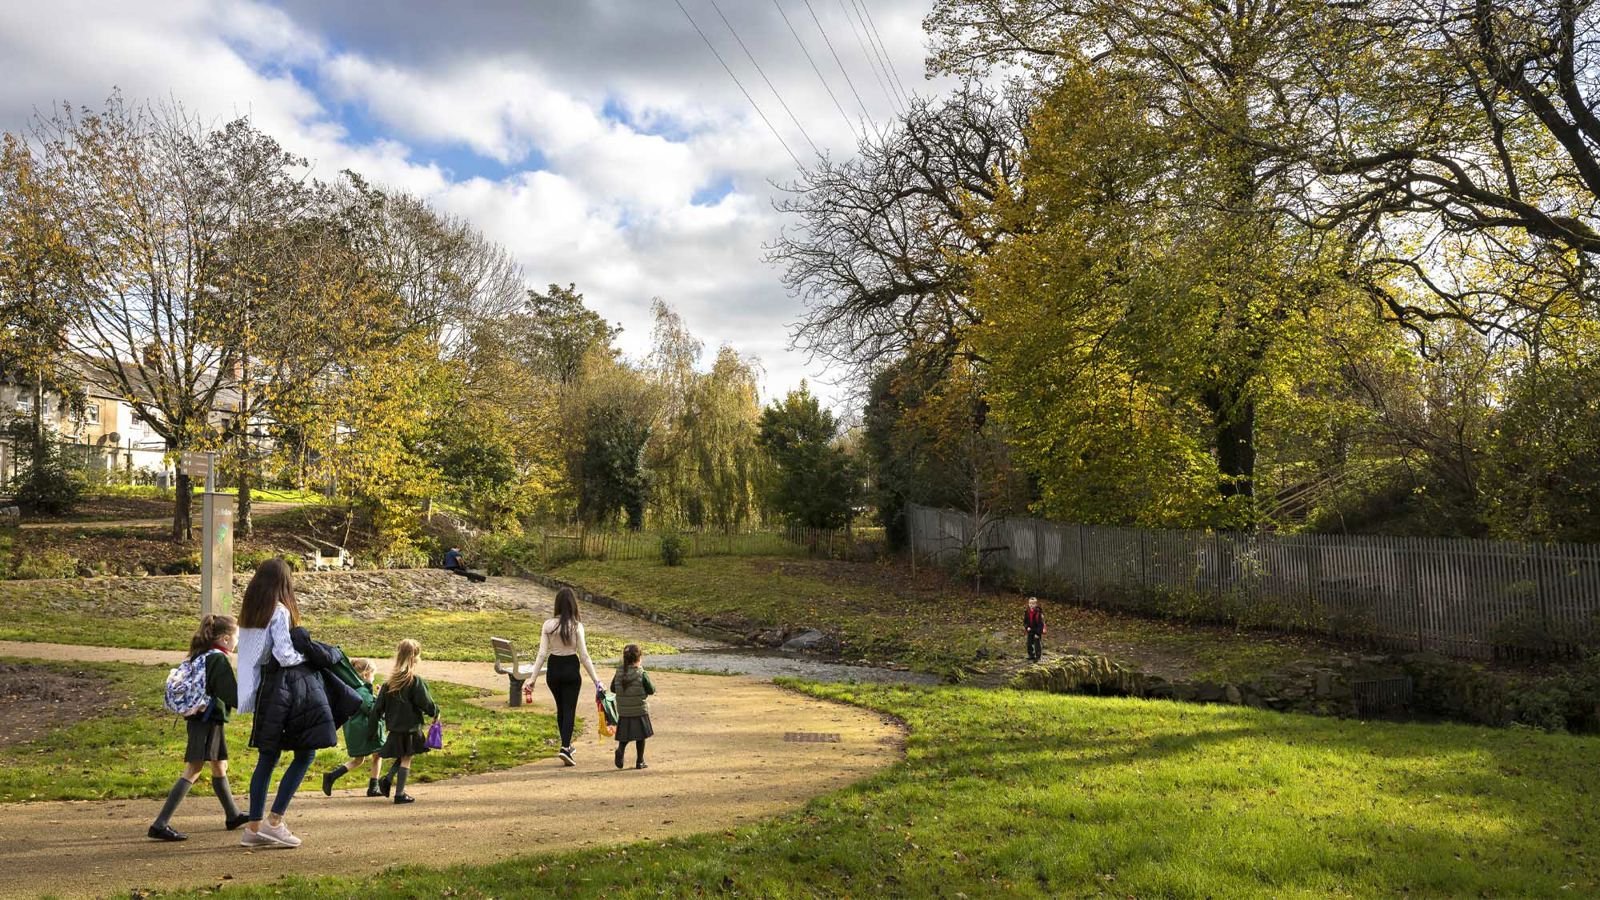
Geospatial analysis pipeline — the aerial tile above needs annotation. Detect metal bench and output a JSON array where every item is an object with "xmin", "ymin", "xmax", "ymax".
[{"xmin": 491, "ymin": 636, "xmax": 537, "ymax": 707}]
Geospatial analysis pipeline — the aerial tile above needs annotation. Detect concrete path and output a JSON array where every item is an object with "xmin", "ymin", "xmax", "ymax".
[{"xmin": 0, "ymin": 637, "xmax": 905, "ymax": 897}]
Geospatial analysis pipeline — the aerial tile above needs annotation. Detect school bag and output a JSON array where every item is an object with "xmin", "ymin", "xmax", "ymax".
[{"xmin": 164, "ymin": 651, "xmax": 215, "ymax": 717}]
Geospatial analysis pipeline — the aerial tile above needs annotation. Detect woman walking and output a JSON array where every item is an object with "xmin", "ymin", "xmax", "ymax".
[
  {"xmin": 529, "ymin": 587, "xmax": 605, "ymax": 766},
  {"xmin": 235, "ymin": 559, "xmax": 338, "ymax": 848}
]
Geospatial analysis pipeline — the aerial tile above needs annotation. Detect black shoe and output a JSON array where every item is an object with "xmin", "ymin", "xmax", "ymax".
[
  {"xmin": 377, "ymin": 774, "xmax": 393, "ymax": 797},
  {"xmin": 614, "ymin": 746, "xmax": 625, "ymax": 769},
  {"xmin": 366, "ymin": 779, "xmax": 383, "ymax": 798},
  {"xmin": 559, "ymin": 747, "xmax": 575, "ymax": 767},
  {"xmin": 393, "ymin": 793, "xmax": 415, "ymax": 804},
  {"xmin": 225, "ymin": 813, "xmax": 250, "ymax": 831},
  {"xmin": 635, "ymin": 762, "xmax": 649, "ymax": 770},
  {"xmin": 321, "ymin": 771, "xmax": 339, "ymax": 796},
  {"xmin": 147, "ymin": 823, "xmax": 187, "ymax": 842}
]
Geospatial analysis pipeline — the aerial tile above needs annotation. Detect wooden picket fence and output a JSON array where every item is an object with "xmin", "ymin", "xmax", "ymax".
[{"xmin": 908, "ymin": 504, "xmax": 1600, "ymax": 661}]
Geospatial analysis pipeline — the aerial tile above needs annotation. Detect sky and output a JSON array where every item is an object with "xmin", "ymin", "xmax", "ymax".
[{"xmin": 0, "ymin": 0, "xmax": 943, "ymax": 409}]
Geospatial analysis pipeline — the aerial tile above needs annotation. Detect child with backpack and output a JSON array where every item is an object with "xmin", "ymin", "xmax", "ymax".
[
  {"xmin": 148, "ymin": 615, "xmax": 250, "ymax": 841},
  {"xmin": 320, "ymin": 658, "xmax": 386, "ymax": 797},
  {"xmin": 610, "ymin": 644, "xmax": 656, "ymax": 770},
  {"xmin": 374, "ymin": 639, "xmax": 438, "ymax": 804}
]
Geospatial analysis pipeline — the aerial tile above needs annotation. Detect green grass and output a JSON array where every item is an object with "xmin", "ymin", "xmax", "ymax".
[
  {"xmin": 158, "ymin": 682, "xmax": 1600, "ymax": 898},
  {"xmin": 552, "ymin": 556, "xmax": 1314, "ymax": 681},
  {"xmin": 0, "ymin": 659, "xmax": 557, "ymax": 802},
  {"xmin": 0, "ymin": 581, "xmax": 673, "ymax": 663}
]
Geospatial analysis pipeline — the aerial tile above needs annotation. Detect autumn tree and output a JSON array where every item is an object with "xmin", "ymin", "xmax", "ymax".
[
  {"xmin": 32, "ymin": 98, "xmax": 261, "ymax": 539},
  {"xmin": 0, "ymin": 133, "xmax": 85, "ymax": 512}
]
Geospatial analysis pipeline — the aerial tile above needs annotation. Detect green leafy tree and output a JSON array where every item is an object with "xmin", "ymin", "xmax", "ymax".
[
  {"xmin": 1485, "ymin": 359, "xmax": 1600, "ymax": 543},
  {"xmin": 758, "ymin": 384, "xmax": 863, "ymax": 529}
]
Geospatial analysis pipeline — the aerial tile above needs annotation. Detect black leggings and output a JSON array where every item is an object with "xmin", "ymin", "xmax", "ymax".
[{"xmin": 546, "ymin": 655, "xmax": 582, "ymax": 748}]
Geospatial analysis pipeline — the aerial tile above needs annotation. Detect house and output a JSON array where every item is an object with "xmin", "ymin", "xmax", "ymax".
[{"xmin": 0, "ymin": 361, "xmax": 266, "ymax": 488}]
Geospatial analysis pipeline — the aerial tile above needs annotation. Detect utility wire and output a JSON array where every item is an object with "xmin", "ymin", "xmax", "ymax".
[
  {"xmin": 854, "ymin": 0, "xmax": 911, "ymax": 105},
  {"xmin": 802, "ymin": 0, "xmax": 874, "ymax": 126},
  {"xmin": 707, "ymin": 0, "xmax": 822, "ymax": 158},
  {"xmin": 673, "ymin": 0, "xmax": 805, "ymax": 170},
  {"xmin": 837, "ymin": 0, "xmax": 900, "ymax": 113},
  {"xmin": 773, "ymin": 0, "xmax": 860, "ymax": 142}
]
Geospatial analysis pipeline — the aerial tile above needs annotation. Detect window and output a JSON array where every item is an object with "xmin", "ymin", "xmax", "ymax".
[{"xmin": 73, "ymin": 404, "xmax": 100, "ymax": 425}]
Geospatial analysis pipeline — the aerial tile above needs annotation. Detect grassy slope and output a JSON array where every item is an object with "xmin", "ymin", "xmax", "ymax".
[
  {"xmin": 0, "ymin": 581, "xmax": 672, "ymax": 663},
  {"xmin": 0, "ymin": 659, "xmax": 557, "ymax": 802},
  {"xmin": 554, "ymin": 556, "xmax": 1312, "ymax": 681},
  {"xmin": 159, "ymin": 682, "xmax": 1600, "ymax": 898}
]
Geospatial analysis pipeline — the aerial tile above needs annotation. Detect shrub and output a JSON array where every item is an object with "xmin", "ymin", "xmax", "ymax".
[
  {"xmin": 12, "ymin": 549, "xmax": 80, "ymax": 580},
  {"xmin": 469, "ymin": 532, "xmax": 543, "ymax": 575},
  {"xmin": 659, "ymin": 533, "xmax": 687, "ymax": 567},
  {"xmin": 235, "ymin": 549, "xmax": 301, "ymax": 573},
  {"xmin": 161, "ymin": 553, "xmax": 202, "ymax": 575},
  {"xmin": 13, "ymin": 461, "xmax": 84, "ymax": 515}
]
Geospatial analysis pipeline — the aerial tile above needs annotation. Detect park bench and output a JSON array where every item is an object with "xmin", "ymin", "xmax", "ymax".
[
  {"xmin": 491, "ymin": 636, "xmax": 537, "ymax": 707},
  {"xmin": 293, "ymin": 536, "xmax": 354, "ymax": 571}
]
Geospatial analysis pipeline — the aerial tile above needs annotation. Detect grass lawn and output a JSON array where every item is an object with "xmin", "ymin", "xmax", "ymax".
[
  {"xmin": 0, "ymin": 659, "xmax": 557, "ymax": 803},
  {"xmin": 553, "ymin": 556, "xmax": 1322, "ymax": 681},
  {"xmin": 0, "ymin": 585, "xmax": 672, "ymax": 663},
  {"xmin": 158, "ymin": 682, "xmax": 1600, "ymax": 898}
]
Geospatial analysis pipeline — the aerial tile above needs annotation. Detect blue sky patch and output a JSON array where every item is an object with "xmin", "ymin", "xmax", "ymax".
[{"xmin": 692, "ymin": 175, "xmax": 736, "ymax": 206}]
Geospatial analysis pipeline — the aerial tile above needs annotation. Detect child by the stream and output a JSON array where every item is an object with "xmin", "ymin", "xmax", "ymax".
[{"xmin": 610, "ymin": 644, "xmax": 656, "ymax": 769}]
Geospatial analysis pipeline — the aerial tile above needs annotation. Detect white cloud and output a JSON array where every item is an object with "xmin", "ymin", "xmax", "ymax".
[{"xmin": 0, "ymin": 0, "xmax": 946, "ymax": 408}]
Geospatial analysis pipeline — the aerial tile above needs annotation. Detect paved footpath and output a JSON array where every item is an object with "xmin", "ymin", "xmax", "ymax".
[{"xmin": 0, "ymin": 634, "xmax": 905, "ymax": 897}]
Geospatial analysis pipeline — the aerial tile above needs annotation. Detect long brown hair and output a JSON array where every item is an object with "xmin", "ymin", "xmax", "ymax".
[
  {"xmin": 553, "ymin": 587, "xmax": 581, "ymax": 643},
  {"xmin": 188, "ymin": 615, "xmax": 236, "ymax": 660},
  {"xmin": 388, "ymin": 639, "xmax": 421, "ymax": 693},
  {"xmin": 622, "ymin": 643, "xmax": 642, "ymax": 668},
  {"xmin": 239, "ymin": 558, "xmax": 299, "ymax": 629}
]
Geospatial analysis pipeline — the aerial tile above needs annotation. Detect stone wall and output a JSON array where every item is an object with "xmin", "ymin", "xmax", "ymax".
[{"xmin": 1011, "ymin": 653, "xmax": 1416, "ymax": 720}]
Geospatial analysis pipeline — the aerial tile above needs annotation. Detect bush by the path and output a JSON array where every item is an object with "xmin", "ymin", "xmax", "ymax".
[
  {"xmin": 554, "ymin": 556, "xmax": 1326, "ymax": 681},
  {"xmin": 0, "ymin": 570, "xmax": 673, "ymax": 662},
  {"xmin": 156, "ymin": 682, "xmax": 1600, "ymax": 898},
  {"xmin": 0, "ymin": 659, "xmax": 558, "ymax": 802}
]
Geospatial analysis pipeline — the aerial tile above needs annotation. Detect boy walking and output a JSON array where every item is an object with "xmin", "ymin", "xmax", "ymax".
[{"xmin": 1023, "ymin": 597, "xmax": 1046, "ymax": 662}]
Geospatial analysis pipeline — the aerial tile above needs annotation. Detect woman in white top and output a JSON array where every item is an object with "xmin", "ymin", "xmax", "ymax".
[
  {"xmin": 529, "ymin": 587, "xmax": 605, "ymax": 766},
  {"xmin": 233, "ymin": 558, "xmax": 327, "ymax": 849}
]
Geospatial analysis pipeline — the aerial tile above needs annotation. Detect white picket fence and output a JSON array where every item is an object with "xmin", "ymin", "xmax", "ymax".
[{"xmin": 908, "ymin": 504, "xmax": 1600, "ymax": 660}]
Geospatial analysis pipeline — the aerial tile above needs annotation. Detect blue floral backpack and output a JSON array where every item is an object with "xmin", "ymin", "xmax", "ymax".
[{"xmin": 164, "ymin": 652, "xmax": 214, "ymax": 717}]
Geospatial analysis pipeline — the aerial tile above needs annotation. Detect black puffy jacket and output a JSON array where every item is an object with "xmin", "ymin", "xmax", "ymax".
[{"xmin": 247, "ymin": 628, "xmax": 362, "ymax": 752}]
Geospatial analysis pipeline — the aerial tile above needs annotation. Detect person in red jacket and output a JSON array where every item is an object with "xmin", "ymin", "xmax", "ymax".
[{"xmin": 1023, "ymin": 597, "xmax": 1046, "ymax": 662}]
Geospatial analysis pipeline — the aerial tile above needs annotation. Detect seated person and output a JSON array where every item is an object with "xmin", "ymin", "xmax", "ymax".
[{"xmin": 441, "ymin": 547, "xmax": 486, "ymax": 582}]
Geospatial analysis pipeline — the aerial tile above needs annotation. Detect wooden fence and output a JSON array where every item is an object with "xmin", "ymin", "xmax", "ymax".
[
  {"xmin": 541, "ymin": 525, "xmax": 875, "ymax": 566},
  {"xmin": 908, "ymin": 504, "xmax": 1600, "ymax": 660}
]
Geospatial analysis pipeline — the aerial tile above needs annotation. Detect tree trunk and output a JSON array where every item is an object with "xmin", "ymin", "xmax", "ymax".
[
  {"xmin": 237, "ymin": 468, "xmax": 253, "ymax": 538},
  {"xmin": 171, "ymin": 437, "xmax": 193, "ymax": 542},
  {"xmin": 30, "ymin": 376, "xmax": 45, "ymax": 471},
  {"xmin": 1204, "ymin": 382, "xmax": 1257, "ymax": 508}
]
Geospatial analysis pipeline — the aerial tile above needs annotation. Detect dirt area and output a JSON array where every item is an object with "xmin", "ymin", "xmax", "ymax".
[{"xmin": 0, "ymin": 661, "xmax": 114, "ymax": 746}]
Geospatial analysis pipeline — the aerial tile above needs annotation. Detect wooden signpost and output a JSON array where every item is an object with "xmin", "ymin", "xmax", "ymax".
[{"xmin": 184, "ymin": 451, "xmax": 233, "ymax": 618}]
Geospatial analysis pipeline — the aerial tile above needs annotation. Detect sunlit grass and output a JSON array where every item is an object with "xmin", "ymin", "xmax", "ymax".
[{"xmin": 157, "ymin": 682, "xmax": 1600, "ymax": 898}]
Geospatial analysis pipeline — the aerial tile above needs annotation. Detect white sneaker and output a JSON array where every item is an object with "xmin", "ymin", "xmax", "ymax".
[
  {"xmin": 239, "ymin": 826, "xmax": 279, "ymax": 848},
  {"xmin": 257, "ymin": 820, "xmax": 301, "ymax": 848},
  {"xmin": 559, "ymin": 746, "xmax": 575, "ymax": 767}
]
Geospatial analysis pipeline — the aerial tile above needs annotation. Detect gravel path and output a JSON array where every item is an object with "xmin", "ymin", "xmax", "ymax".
[{"xmin": 0, "ymin": 610, "xmax": 905, "ymax": 898}]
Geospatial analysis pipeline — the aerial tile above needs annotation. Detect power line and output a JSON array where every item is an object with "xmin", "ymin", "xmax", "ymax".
[
  {"xmin": 854, "ymin": 0, "xmax": 911, "ymax": 105},
  {"xmin": 773, "ymin": 0, "xmax": 860, "ymax": 142},
  {"xmin": 837, "ymin": 0, "xmax": 900, "ymax": 113},
  {"xmin": 801, "ymin": 0, "xmax": 874, "ymax": 126},
  {"xmin": 706, "ymin": 0, "xmax": 821, "ymax": 158},
  {"xmin": 673, "ymin": 0, "xmax": 805, "ymax": 170}
]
